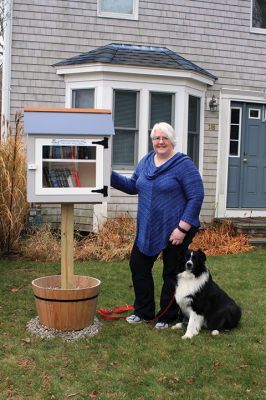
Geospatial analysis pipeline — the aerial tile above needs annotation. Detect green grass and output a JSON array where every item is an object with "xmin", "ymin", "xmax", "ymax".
[{"xmin": 0, "ymin": 250, "xmax": 265, "ymax": 400}]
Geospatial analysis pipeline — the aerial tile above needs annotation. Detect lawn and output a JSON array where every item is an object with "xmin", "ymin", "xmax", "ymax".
[{"xmin": 0, "ymin": 249, "xmax": 265, "ymax": 400}]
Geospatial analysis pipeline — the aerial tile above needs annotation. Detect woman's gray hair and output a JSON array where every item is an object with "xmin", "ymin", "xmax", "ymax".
[{"xmin": 150, "ymin": 122, "xmax": 177, "ymax": 146}]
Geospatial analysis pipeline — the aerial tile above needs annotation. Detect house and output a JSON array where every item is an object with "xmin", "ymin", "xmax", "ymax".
[{"xmin": 2, "ymin": 0, "xmax": 266, "ymax": 231}]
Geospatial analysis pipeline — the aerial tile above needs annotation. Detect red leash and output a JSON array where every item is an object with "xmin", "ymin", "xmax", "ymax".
[
  {"xmin": 98, "ymin": 305, "xmax": 134, "ymax": 320},
  {"xmin": 98, "ymin": 292, "xmax": 176, "ymax": 322}
]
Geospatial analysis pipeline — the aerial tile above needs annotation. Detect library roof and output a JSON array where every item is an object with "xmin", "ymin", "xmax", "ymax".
[{"xmin": 54, "ymin": 43, "xmax": 217, "ymax": 81}]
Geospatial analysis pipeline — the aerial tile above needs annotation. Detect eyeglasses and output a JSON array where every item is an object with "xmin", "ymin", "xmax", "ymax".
[{"xmin": 152, "ymin": 136, "xmax": 170, "ymax": 142}]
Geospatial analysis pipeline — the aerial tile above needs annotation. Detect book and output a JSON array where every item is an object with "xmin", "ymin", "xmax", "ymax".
[{"xmin": 71, "ymin": 170, "xmax": 81, "ymax": 187}]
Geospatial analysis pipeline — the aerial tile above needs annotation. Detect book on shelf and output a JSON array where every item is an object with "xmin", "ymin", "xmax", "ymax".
[
  {"xmin": 71, "ymin": 170, "xmax": 81, "ymax": 187},
  {"xmin": 42, "ymin": 167, "xmax": 81, "ymax": 188}
]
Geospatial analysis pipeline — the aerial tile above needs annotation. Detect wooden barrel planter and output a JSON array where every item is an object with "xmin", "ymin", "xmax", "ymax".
[{"xmin": 32, "ymin": 275, "xmax": 101, "ymax": 331}]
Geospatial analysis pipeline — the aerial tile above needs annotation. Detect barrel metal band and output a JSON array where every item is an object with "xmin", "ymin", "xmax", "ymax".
[{"xmin": 34, "ymin": 294, "xmax": 98, "ymax": 303}]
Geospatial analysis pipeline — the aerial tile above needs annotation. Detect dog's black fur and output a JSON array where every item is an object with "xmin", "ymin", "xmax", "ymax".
[{"xmin": 172, "ymin": 249, "xmax": 242, "ymax": 338}]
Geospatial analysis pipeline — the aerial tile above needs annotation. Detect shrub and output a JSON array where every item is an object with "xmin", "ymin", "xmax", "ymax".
[
  {"xmin": 191, "ymin": 220, "xmax": 254, "ymax": 256},
  {"xmin": 19, "ymin": 216, "xmax": 253, "ymax": 262},
  {"xmin": 75, "ymin": 213, "xmax": 136, "ymax": 261}
]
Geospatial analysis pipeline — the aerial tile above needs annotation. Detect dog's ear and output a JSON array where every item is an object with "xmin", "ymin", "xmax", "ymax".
[{"xmin": 197, "ymin": 249, "xmax": 206, "ymax": 262}]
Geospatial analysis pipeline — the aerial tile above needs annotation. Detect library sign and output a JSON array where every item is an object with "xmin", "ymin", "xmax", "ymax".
[{"xmin": 24, "ymin": 107, "xmax": 115, "ymax": 204}]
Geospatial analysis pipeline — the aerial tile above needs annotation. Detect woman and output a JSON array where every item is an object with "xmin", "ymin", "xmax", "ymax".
[{"xmin": 111, "ymin": 122, "xmax": 204, "ymax": 329}]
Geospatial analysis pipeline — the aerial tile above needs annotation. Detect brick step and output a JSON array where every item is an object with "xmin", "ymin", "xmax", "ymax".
[
  {"xmin": 215, "ymin": 218, "xmax": 266, "ymax": 246},
  {"xmin": 232, "ymin": 223, "xmax": 266, "ymax": 237}
]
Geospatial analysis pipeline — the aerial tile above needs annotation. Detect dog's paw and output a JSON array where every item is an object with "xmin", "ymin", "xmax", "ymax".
[
  {"xmin": 182, "ymin": 332, "xmax": 195, "ymax": 339},
  {"xmin": 211, "ymin": 330, "xmax": 220, "ymax": 336},
  {"xmin": 171, "ymin": 322, "xmax": 183, "ymax": 330},
  {"xmin": 182, "ymin": 334, "xmax": 192, "ymax": 339}
]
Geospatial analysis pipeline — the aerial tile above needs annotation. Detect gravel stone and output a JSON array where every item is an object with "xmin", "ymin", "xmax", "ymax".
[{"xmin": 26, "ymin": 317, "xmax": 102, "ymax": 341}]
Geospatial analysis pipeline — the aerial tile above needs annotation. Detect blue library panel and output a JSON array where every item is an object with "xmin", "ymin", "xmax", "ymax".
[{"xmin": 24, "ymin": 111, "xmax": 115, "ymax": 136}]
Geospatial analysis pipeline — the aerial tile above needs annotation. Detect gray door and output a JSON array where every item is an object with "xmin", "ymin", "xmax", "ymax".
[{"xmin": 227, "ymin": 102, "xmax": 266, "ymax": 208}]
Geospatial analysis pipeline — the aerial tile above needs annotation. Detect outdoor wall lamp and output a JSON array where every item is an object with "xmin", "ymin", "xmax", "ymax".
[{"xmin": 209, "ymin": 95, "xmax": 219, "ymax": 112}]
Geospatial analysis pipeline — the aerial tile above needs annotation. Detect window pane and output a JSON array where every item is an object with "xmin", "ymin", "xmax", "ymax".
[
  {"xmin": 230, "ymin": 141, "xmax": 238, "ymax": 156},
  {"xmin": 188, "ymin": 96, "xmax": 199, "ymax": 133},
  {"xmin": 231, "ymin": 108, "xmax": 240, "ymax": 124},
  {"xmin": 112, "ymin": 130, "xmax": 135, "ymax": 166},
  {"xmin": 149, "ymin": 92, "xmax": 173, "ymax": 151},
  {"xmin": 114, "ymin": 91, "xmax": 137, "ymax": 128},
  {"xmin": 252, "ymin": 0, "xmax": 266, "ymax": 28},
  {"xmin": 187, "ymin": 95, "xmax": 200, "ymax": 167},
  {"xmin": 150, "ymin": 93, "xmax": 173, "ymax": 128},
  {"xmin": 230, "ymin": 125, "xmax": 239, "ymax": 140},
  {"xmin": 72, "ymin": 89, "xmax": 94, "ymax": 108},
  {"xmin": 187, "ymin": 134, "xmax": 199, "ymax": 168},
  {"xmin": 113, "ymin": 90, "xmax": 138, "ymax": 168},
  {"xmin": 101, "ymin": 0, "xmax": 133, "ymax": 14},
  {"xmin": 230, "ymin": 107, "xmax": 241, "ymax": 157}
]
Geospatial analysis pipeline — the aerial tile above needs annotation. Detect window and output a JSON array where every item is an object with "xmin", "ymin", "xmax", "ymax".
[
  {"xmin": 187, "ymin": 95, "xmax": 200, "ymax": 167},
  {"xmin": 229, "ymin": 107, "xmax": 242, "ymax": 157},
  {"xmin": 148, "ymin": 92, "xmax": 174, "ymax": 151},
  {"xmin": 98, "ymin": 0, "xmax": 138, "ymax": 20},
  {"xmin": 113, "ymin": 90, "xmax": 139, "ymax": 169},
  {"xmin": 249, "ymin": 108, "xmax": 261, "ymax": 119},
  {"xmin": 251, "ymin": 0, "xmax": 266, "ymax": 31},
  {"xmin": 72, "ymin": 89, "xmax": 94, "ymax": 108}
]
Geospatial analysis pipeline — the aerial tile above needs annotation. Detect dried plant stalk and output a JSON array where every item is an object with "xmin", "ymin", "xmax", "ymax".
[
  {"xmin": 75, "ymin": 213, "xmax": 136, "ymax": 261},
  {"xmin": 21, "ymin": 224, "xmax": 62, "ymax": 262},
  {"xmin": 191, "ymin": 220, "xmax": 254, "ymax": 256},
  {"xmin": 20, "ymin": 216, "xmax": 253, "ymax": 262},
  {"xmin": 0, "ymin": 113, "xmax": 28, "ymax": 254}
]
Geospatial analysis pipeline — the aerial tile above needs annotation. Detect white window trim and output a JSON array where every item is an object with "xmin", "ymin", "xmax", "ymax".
[
  {"xmin": 71, "ymin": 88, "xmax": 95, "ymax": 108},
  {"xmin": 216, "ymin": 88, "xmax": 266, "ymax": 219},
  {"xmin": 65, "ymin": 83, "xmax": 96, "ymax": 108},
  {"xmin": 62, "ymin": 65, "xmax": 211, "ymax": 176},
  {"xmin": 97, "ymin": 0, "xmax": 139, "ymax": 20},
  {"xmin": 249, "ymin": 108, "xmax": 261, "ymax": 119},
  {"xmin": 229, "ymin": 107, "xmax": 242, "ymax": 158},
  {"xmin": 250, "ymin": 0, "xmax": 266, "ymax": 34}
]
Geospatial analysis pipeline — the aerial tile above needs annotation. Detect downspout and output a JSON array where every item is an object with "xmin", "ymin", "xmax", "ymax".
[{"xmin": 1, "ymin": 0, "xmax": 13, "ymax": 141}]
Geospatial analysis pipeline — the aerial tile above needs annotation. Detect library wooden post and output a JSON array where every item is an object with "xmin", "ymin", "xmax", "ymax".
[{"xmin": 24, "ymin": 107, "xmax": 114, "ymax": 330}]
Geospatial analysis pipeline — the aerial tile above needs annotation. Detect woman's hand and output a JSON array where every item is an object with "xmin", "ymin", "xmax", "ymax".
[{"xmin": 169, "ymin": 228, "xmax": 186, "ymax": 245}]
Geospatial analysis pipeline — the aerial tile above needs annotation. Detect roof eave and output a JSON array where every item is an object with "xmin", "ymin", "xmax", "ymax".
[{"xmin": 55, "ymin": 63, "xmax": 216, "ymax": 86}]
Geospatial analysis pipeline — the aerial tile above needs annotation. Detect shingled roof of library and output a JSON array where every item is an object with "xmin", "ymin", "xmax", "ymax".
[{"xmin": 54, "ymin": 43, "xmax": 217, "ymax": 80}]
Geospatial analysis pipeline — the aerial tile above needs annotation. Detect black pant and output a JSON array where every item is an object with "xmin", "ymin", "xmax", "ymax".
[{"xmin": 129, "ymin": 227, "xmax": 198, "ymax": 322}]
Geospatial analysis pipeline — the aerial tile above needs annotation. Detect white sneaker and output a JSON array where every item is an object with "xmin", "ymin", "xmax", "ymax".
[
  {"xmin": 154, "ymin": 322, "xmax": 169, "ymax": 330},
  {"xmin": 126, "ymin": 314, "xmax": 145, "ymax": 324}
]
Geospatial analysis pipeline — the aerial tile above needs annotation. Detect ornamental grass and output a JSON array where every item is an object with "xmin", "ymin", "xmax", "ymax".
[{"xmin": 0, "ymin": 113, "xmax": 28, "ymax": 255}]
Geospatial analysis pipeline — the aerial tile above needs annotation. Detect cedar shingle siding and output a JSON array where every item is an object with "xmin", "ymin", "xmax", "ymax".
[{"xmin": 8, "ymin": 0, "xmax": 266, "ymax": 228}]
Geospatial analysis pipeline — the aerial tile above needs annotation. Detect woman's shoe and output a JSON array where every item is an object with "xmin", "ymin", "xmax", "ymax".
[
  {"xmin": 154, "ymin": 322, "xmax": 169, "ymax": 329},
  {"xmin": 126, "ymin": 314, "xmax": 145, "ymax": 324}
]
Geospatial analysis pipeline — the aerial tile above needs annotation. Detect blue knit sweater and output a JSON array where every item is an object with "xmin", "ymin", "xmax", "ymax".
[{"xmin": 111, "ymin": 151, "xmax": 204, "ymax": 256}]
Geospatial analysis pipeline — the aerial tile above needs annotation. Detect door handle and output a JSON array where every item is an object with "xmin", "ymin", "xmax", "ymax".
[{"xmin": 243, "ymin": 158, "xmax": 248, "ymax": 163}]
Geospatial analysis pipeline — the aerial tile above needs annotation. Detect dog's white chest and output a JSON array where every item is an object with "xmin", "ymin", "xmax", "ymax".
[{"xmin": 175, "ymin": 271, "xmax": 209, "ymax": 307}]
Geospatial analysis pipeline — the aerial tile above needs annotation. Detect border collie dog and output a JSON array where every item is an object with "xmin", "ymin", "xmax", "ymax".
[{"xmin": 172, "ymin": 249, "xmax": 242, "ymax": 339}]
